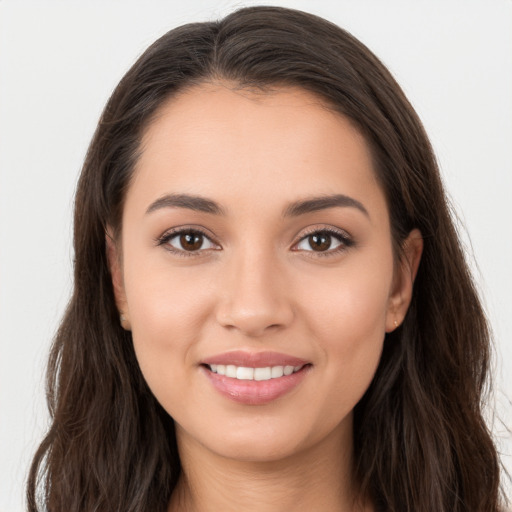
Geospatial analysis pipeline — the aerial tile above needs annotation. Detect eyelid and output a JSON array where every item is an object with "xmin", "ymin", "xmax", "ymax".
[
  {"xmin": 154, "ymin": 224, "xmax": 353, "ymax": 257},
  {"xmin": 155, "ymin": 225, "xmax": 221, "ymax": 256},
  {"xmin": 291, "ymin": 225, "xmax": 354, "ymax": 254}
]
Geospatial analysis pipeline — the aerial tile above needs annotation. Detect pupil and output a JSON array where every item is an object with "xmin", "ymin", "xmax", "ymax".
[
  {"xmin": 180, "ymin": 232, "xmax": 202, "ymax": 251},
  {"xmin": 310, "ymin": 233, "xmax": 331, "ymax": 251}
]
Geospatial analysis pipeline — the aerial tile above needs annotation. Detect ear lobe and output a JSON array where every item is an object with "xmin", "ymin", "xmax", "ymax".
[
  {"xmin": 385, "ymin": 228, "xmax": 423, "ymax": 332},
  {"xmin": 105, "ymin": 228, "xmax": 131, "ymax": 330}
]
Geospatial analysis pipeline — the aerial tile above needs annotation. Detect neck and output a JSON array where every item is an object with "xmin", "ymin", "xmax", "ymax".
[{"xmin": 168, "ymin": 423, "xmax": 371, "ymax": 512}]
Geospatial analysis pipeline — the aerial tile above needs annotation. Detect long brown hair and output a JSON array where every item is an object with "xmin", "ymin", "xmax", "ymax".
[{"xmin": 27, "ymin": 6, "xmax": 504, "ymax": 511}]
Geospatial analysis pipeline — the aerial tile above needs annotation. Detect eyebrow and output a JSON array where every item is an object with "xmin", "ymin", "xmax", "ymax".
[
  {"xmin": 146, "ymin": 193, "xmax": 225, "ymax": 215},
  {"xmin": 145, "ymin": 192, "xmax": 369, "ymax": 218},
  {"xmin": 283, "ymin": 194, "xmax": 369, "ymax": 218}
]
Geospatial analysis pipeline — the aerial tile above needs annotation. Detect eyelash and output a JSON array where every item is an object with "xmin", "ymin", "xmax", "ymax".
[
  {"xmin": 293, "ymin": 227, "xmax": 354, "ymax": 257},
  {"xmin": 155, "ymin": 226, "xmax": 354, "ymax": 258},
  {"xmin": 155, "ymin": 227, "xmax": 220, "ymax": 258}
]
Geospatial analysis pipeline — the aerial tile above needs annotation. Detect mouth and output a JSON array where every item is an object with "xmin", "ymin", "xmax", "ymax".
[
  {"xmin": 200, "ymin": 351, "xmax": 312, "ymax": 405},
  {"xmin": 204, "ymin": 363, "xmax": 306, "ymax": 381}
]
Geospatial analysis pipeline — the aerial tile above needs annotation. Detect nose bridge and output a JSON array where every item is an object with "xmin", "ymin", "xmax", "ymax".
[{"xmin": 216, "ymin": 240, "xmax": 293, "ymax": 336}]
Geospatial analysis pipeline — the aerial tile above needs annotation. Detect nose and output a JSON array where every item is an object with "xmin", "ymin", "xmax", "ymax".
[{"xmin": 215, "ymin": 247, "xmax": 294, "ymax": 337}]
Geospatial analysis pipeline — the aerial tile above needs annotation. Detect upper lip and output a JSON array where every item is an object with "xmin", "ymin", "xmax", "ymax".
[{"xmin": 201, "ymin": 350, "xmax": 309, "ymax": 368}]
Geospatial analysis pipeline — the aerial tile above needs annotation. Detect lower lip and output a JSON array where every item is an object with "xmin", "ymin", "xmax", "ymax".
[{"xmin": 202, "ymin": 365, "xmax": 310, "ymax": 405}]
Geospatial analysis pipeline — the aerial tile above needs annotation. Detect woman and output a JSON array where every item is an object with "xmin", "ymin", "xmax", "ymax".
[{"xmin": 27, "ymin": 6, "xmax": 505, "ymax": 511}]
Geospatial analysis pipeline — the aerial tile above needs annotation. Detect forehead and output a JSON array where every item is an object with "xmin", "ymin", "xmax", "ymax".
[
  {"xmin": 142, "ymin": 82, "xmax": 359, "ymax": 156},
  {"xmin": 129, "ymin": 82, "xmax": 386, "ymax": 221}
]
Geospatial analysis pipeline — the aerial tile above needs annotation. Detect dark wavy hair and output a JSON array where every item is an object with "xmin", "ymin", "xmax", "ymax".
[{"xmin": 27, "ymin": 6, "xmax": 504, "ymax": 512}]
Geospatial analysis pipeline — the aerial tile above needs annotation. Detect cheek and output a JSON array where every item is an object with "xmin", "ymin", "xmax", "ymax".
[
  {"xmin": 123, "ymin": 258, "xmax": 217, "ymax": 397},
  {"xmin": 295, "ymin": 255, "xmax": 393, "ymax": 401},
  {"xmin": 300, "ymin": 259, "xmax": 393, "ymax": 345},
  {"xmin": 125, "ymin": 259, "xmax": 215, "ymax": 338}
]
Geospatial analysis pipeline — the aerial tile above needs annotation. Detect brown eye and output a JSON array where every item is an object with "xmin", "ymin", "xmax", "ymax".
[
  {"xmin": 308, "ymin": 233, "xmax": 332, "ymax": 251},
  {"xmin": 295, "ymin": 229, "xmax": 350, "ymax": 254},
  {"xmin": 163, "ymin": 230, "xmax": 217, "ymax": 253},
  {"xmin": 179, "ymin": 232, "xmax": 204, "ymax": 251}
]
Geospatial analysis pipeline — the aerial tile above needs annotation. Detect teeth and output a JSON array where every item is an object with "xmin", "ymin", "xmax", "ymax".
[
  {"xmin": 271, "ymin": 366, "xmax": 283, "ymax": 378},
  {"xmin": 236, "ymin": 367, "xmax": 254, "ymax": 380},
  {"xmin": 284, "ymin": 365, "xmax": 294, "ymax": 376},
  {"xmin": 254, "ymin": 367, "xmax": 271, "ymax": 381},
  {"xmin": 209, "ymin": 364, "xmax": 304, "ymax": 381}
]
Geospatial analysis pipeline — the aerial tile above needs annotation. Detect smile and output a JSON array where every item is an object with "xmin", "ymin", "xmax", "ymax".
[
  {"xmin": 201, "ymin": 351, "xmax": 311, "ymax": 405},
  {"xmin": 208, "ymin": 364, "xmax": 304, "ymax": 381}
]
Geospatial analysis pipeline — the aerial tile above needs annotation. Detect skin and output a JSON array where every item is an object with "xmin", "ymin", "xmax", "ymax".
[{"xmin": 108, "ymin": 82, "xmax": 422, "ymax": 512}]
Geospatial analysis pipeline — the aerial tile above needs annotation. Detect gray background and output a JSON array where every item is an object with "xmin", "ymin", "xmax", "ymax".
[{"xmin": 1, "ymin": 1, "xmax": 511, "ymax": 510}]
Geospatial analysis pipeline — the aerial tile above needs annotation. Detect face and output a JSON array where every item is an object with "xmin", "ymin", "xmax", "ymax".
[{"xmin": 109, "ymin": 83, "xmax": 420, "ymax": 463}]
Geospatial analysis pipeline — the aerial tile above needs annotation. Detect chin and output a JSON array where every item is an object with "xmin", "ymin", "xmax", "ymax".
[
  {"xmin": 211, "ymin": 433, "xmax": 308, "ymax": 463},
  {"xmin": 176, "ymin": 408, "xmax": 352, "ymax": 466}
]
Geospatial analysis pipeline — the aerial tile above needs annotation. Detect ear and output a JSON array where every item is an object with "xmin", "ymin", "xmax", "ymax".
[
  {"xmin": 105, "ymin": 228, "xmax": 131, "ymax": 330},
  {"xmin": 385, "ymin": 228, "xmax": 423, "ymax": 332}
]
